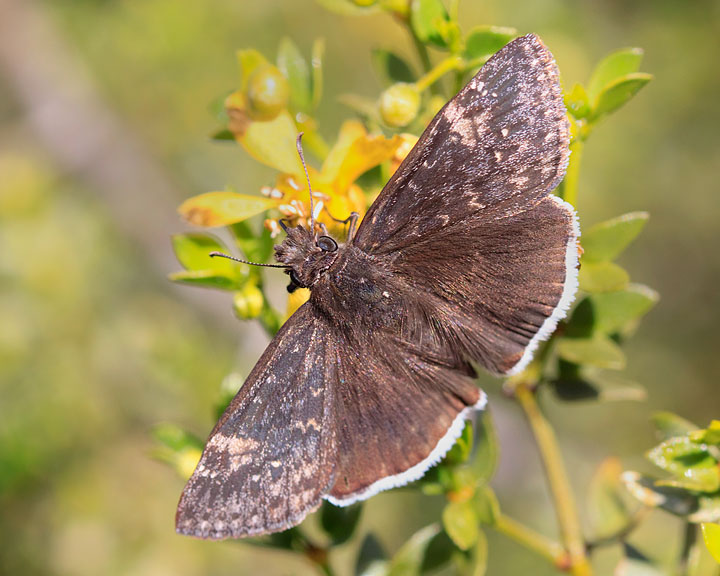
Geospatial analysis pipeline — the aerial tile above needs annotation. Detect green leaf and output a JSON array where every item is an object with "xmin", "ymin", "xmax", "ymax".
[
  {"xmin": 172, "ymin": 233, "xmax": 235, "ymax": 273},
  {"xmin": 578, "ymin": 261, "xmax": 629, "ymax": 293},
  {"xmin": 615, "ymin": 544, "xmax": 665, "ymax": 576},
  {"xmin": 179, "ymin": 191, "xmax": 277, "ymax": 228},
  {"xmin": 565, "ymin": 83, "xmax": 591, "ymax": 120},
  {"xmin": 591, "ymin": 73, "xmax": 652, "ymax": 121},
  {"xmin": 556, "ymin": 337, "xmax": 626, "ymax": 370},
  {"xmin": 410, "ymin": 0, "xmax": 450, "ymax": 48},
  {"xmin": 442, "ymin": 500, "xmax": 480, "ymax": 551},
  {"xmin": 463, "ymin": 26, "xmax": 516, "ymax": 62},
  {"xmin": 445, "ymin": 420, "xmax": 474, "ymax": 465},
  {"xmin": 230, "ymin": 220, "xmax": 275, "ymax": 264},
  {"xmin": 320, "ymin": 502, "xmax": 363, "ymax": 545},
  {"xmin": 589, "ymin": 284, "xmax": 659, "ymax": 335},
  {"xmin": 622, "ymin": 471, "xmax": 699, "ymax": 517},
  {"xmin": 240, "ymin": 110, "xmax": 306, "ymax": 176},
  {"xmin": 470, "ymin": 530, "xmax": 488, "ymax": 576},
  {"xmin": 211, "ymin": 128, "xmax": 235, "ymax": 141},
  {"xmin": 651, "ymin": 412, "xmax": 699, "ymax": 441},
  {"xmin": 357, "ymin": 533, "xmax": 388, "ymax": 576},
  {"xmin": 277, "ymin": 37, "xmax": 312, "ymax": 114},
  {"xmin": 647, "ymin": 437, "xmax": 720, "ymax": 492},
  {"xmin": 372, "ymin": 49, "xmax": 416, "ymax": 86},
  {"xmin": 552, "ymin": 372, "xmax": 646, "ymax": 403},
  {"xmin": 168, "ymin": 269, "xmax": 241, "ymax": 290},
  {"xmin": 582, "ymin": 212, "xmax": 649, "ymax": 262},
  {"xmin": 151, "ymin": 424, "xmax": 203, "ymax": 479},
  {"xmin": 474, "ymin": 486, "xmax": 500, "ymax": 525},
  {"xmin": 692, "ymin": 420, "xmax": 720, "ymax": 446},
  {"xmin": 387, "ymin": 524, "xmax": 440, "ymax": 576},
  {"xmin": 419, "ymin": 530, "xmax": 455, "ymax": 574},
  {"xmin": 587, "ymin": 458, "xmax": 633, "ymax": 538},
  {"xmin": 471, "ymin": 411, "xmax": 498, "ymax": 484},
  {"xmin": 701, "ymin": 523, "xmax": 720, "ymax": 564},
  {"xmin": 587, "ymin": 47, "xmax": 644, "ymax": 102}
]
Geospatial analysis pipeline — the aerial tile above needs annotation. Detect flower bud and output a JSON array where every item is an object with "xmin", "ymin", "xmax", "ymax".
[
  {"xmin": 233, "ymin": 283, "xmax": 264, "ymax": 319},
  {"xmin": 379, "ymin": 83, "xmax": 421, "ymax": 128},
  {"xmin": 246, "ymin": 64, "xmax": 290, "ymax": 121}
]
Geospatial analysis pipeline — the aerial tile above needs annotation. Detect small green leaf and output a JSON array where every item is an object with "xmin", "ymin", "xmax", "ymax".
[
  {"xmin": 372, "ymin": 49, "xmax": 416, "ymax": 86},
  {"xmin": 463, "ymin": 26, "xmax": 516, "ymax": 62},
  {"xmin": 692, "ymin": 420, "xmax": 720, "ymax": 446},
  {"xmin": 172, "ymin": 233, "xmax": 234, "ymax": 273},
  {"xmin": 357, "ymin": 533, "xmax": 388, "ymax": 576},
  {"xmin": 701, "ymin": 523, "xmax": 720, "ymax": 564},
  {"xmin": 472, "ymin": 411, "xmax": 498, "ymax": 484},
  {"xmin": 241, "ymin": 110, "xmax": 306, "ymax": 176},
  {"xmin": 587, "ymin": 48, "xmax": 644, "ymax": 101},
  {"xmin": 168, "ymin": 269, "xmax": 241, "ymax": 290},
  {"xmin": 474, "ymin": 486, "xmax": 500, "ymax": 525},
  {"xmin": 179, "ymin": 191, "xmax": 277, "ymax": 228},
  {"xmin": 588, "ymin": 458, "xmax": 633, "ymax": 538},
  {"xmin": 419, "ymin": 530, "xmax": 455, "ymax": 574},
  {"xmin": 211, "ymin": 128, "xmax": 235, "ymax": 141},
  {"xmin": 615, "ymin": 544, "xmax": 665, "ymax": 576},
  {"xmin": 651, "ymin": 412, "xmax": 699, "ymax": 441},
  {"xmin": 410, "ymin": 0, "xmax": 450, "ymax": 48},
  {"xmin": 277, "ymin": 37, "xmax": 312, "ymax": 114},
  {"xmin": 591, "ymin": 73, "xmax": 652, "ymax": 121},
  {"xmin": 470, "ymin": 530, "xmax": 488, "ymax": 576},
  {"xmin": 151, "ymin": 424, "xmax": 203, "ymax": 479},
  {"xmin": 320, "ymin": 502, "xmax": 363, "ymax": 545},
  {"xmin": 578, "ymin": 261, "xmax": 629, "ymax": 293},
  {"xmin": 442, "ymin": 500, "xmax": 480, "ymax": 551},
  {"xmin": 622, "ymin": 471, "xmax": 699, "ymax": 517},
  {"xmin": 445, "ymin": 420, "xmax": 474, "ymax": 465},
  {"xmin": 231, "ymin": 220, "xmax": 275, "ymax": 264},
  {"xmin": 582, "ymin": 212, "xmax": 649, "ymax": 262},
  {"xmin": 648, "ymin": 437, "xmax": 720, "ymax": 492},
  {"xmin": 556, "ymin": 337, "xmax": 626, "ymax": 370},
  {"xmin": 387, "ymin": 524, "xmax": 440, "ymax": 576},
  {"xmin": 552, "ymin": 372, "xmax": 646, "ymax": 403},
  {"xmin": 565, "ymin": 83, "xmax": 591, "ymax": 120},
  {"xmin": 589, "ymin": 284, "xmax": 659, "ymax": 335}
]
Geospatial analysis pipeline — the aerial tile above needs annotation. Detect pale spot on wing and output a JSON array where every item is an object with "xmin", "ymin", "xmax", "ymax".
[{"xmin": 501, "ymin": 128, "xmax": 509, "ymax": 137}]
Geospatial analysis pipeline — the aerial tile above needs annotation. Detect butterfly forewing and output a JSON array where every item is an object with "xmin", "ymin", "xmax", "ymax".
[
  {"xmin": 176, "ymin": 305, "xmax": 337, "ymax": 539},
  {"xmin": 355, "ymin": 34, "xmax": 570, "ymax": 254}
]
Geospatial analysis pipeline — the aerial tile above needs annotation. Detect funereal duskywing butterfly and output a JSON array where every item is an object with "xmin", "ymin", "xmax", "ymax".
[{"xmin": 176, "ymin": 34, "xmax": 579, "ymax": 539}]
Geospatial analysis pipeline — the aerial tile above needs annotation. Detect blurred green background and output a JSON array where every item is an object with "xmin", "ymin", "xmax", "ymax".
[{"xmin": 1, "ymin": 0, "xmax": 718, "ymax": 574}]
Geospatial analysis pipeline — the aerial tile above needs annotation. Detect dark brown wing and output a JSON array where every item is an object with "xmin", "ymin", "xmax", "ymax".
[
  {"xmin": 352, "ymin": 34, "xmax": 578, "ymax": 375},
  {"xmin": 176, "ymin": 304, "xmax": 337, "ymax": 539},
  {"xmin": 307, "ymin": 248, "xmax": 486, "ymax": 505},
  {"xmin": 354, "ymin": 34, "xmax": 569, "ymax": 254}
]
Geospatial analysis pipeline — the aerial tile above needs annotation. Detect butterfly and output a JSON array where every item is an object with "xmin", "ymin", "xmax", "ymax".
[{"xmin": 176, "ymin": 33, "xmax": 579, "ymax": 540}]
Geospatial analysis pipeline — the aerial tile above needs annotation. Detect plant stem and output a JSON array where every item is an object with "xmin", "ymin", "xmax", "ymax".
[
  {"xmin": 415, "ymin": 56, "xmax": 463, "ymax": 93},
  {"xmin": 494, "ymin": 513, "xmax": 568, "ymax": 568},
  {"xmin": 561, "ymin": 137, "xmax": 584, "ymax": 207},
  {"xmin": 515, "ymin": 384, "xmax": 592, "ymax": 576}
]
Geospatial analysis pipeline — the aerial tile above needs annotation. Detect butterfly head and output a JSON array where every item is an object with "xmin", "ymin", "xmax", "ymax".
[{"xmin": 275, "ymin": 224, "xmax": 340, "ymax": 293}]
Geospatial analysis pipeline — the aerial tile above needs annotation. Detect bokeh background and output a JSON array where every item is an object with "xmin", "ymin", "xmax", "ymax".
[{"xmin": 1, "ymin": 1, "xmax": 718, "ymax": 574}]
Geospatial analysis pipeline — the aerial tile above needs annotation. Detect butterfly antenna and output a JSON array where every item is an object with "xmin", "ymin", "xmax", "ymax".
[
  {"xmin": 295, "ymin": 133, "xmax": 316, "ymax": 237},
  {"xmin": 209, "ymin": 251, "xmax": 287, "ymax": 268}
]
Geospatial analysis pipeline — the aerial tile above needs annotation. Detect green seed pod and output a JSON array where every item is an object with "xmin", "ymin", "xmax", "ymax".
[
  {"xmin": 246, "ymin": 64, "xmax": 290, "ymax": 121},
  {"xmin": 233, "ymin": 284, "xmax": 264, "ymax": 320},
  {"xmin": 379, "ymin": 82, "xmax": 421, "ymax": 128}
]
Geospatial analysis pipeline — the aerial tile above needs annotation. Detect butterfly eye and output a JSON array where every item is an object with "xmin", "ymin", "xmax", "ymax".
[{"xmin": 317, "ymin": 236, "xmax": 338, "ymax": 252}]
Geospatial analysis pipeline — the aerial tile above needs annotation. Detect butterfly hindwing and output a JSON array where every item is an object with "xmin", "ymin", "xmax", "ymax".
[{"xmin": 176, "ymin": 305, "xmax": 337, "ymax": 539}]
